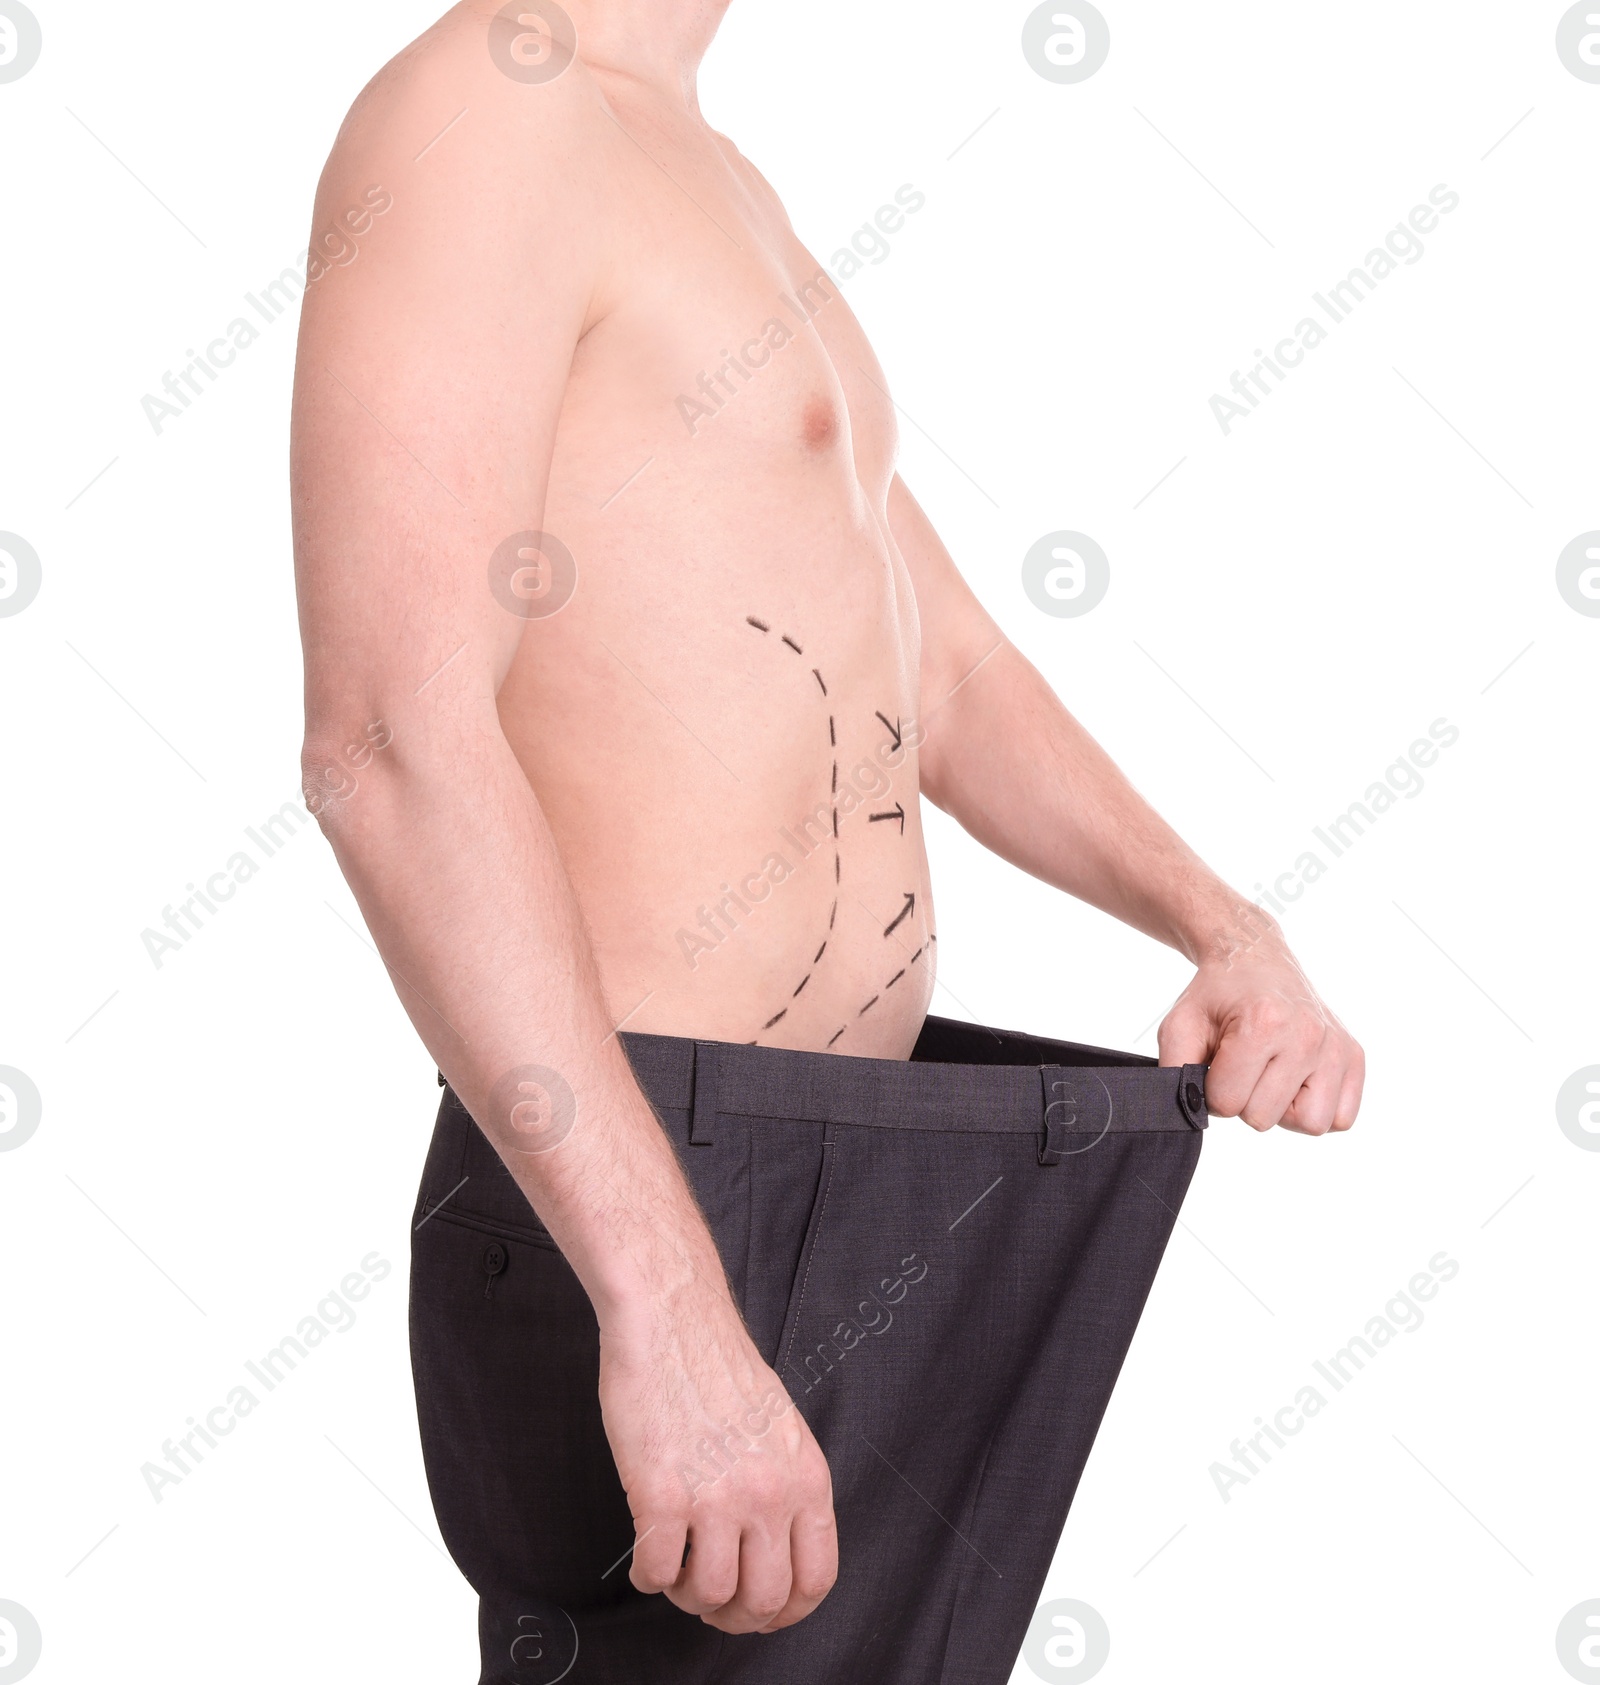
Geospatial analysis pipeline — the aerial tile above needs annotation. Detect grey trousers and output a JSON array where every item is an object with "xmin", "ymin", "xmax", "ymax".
[{"xmin": 410, "ymin": 1014, "xmax": 1207, "ymax": 1684}]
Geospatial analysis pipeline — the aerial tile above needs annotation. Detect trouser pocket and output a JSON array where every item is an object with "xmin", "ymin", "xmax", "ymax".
[
  {"xmin": 739, "ymin": 1119, "xmax": 836, "ymax": 1376},
  {"xmin": 408, "ymin": 1205, "xmax": 621, "ymax": 1600}
]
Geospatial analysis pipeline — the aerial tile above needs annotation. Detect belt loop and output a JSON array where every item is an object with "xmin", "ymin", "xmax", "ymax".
[
  {"xmin": 1178, "ymin": 1064, "xmax": 1210, "ymax": 1129},
  {"xmin": 1039, "ymin": 1064, "xmax": 1070, "ymax": 1165},
  {"xmin": 690, "ymin": 1041, "xmax": 719, "ymax": 1145}
]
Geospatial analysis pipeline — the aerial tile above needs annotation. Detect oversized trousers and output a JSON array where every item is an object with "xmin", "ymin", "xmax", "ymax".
[{"xmin": 410, "ymin": 1015, "xmax": 1208, "ymax": 1683}]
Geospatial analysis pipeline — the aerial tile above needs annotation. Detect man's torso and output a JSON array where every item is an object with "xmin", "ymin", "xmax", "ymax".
[{"xmin": 482, "ymin": 50, "xmax": 936, "ymax": 1055}]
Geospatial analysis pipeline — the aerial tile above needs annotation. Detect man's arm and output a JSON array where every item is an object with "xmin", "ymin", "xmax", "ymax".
[
  {"xmin": 291, "ymin": 34, "xmax": 834, "ymax": 1633},
  {"xmin": 891, "ymin": 477, "xmax": 1364, "ymax": 1135}
]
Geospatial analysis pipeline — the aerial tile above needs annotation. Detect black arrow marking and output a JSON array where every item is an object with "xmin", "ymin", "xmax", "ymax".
[
  {"xmin": 869, "ymin": 802, "xmax": 906, "ymax": 834},
  {"xmin": 884, "ymin": 892, "xmax": 915, "ymax": 937},
  {"xmin": 875, "ymin": 711, "xmax": 903, "ymax": 753}
]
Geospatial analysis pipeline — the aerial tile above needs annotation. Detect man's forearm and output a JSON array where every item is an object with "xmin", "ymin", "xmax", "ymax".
[
  {"xmin": 919, "ymin": 640, "xmax": 1273, "ymax": 966},
  {"xmin": 306, "ymin": 725, "xmax": 731, "ymax": 1322}
]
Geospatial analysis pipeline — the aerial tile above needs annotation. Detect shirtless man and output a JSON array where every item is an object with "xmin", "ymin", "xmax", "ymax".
[{"xmin": 291, "ymin": 3, "xmax": 1363, "ymax": 1679}]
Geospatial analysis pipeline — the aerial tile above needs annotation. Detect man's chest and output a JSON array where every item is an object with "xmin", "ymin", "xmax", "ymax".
[{"xmin": 565, "ymin": 151, "xmax": 900, "ymax": 493}]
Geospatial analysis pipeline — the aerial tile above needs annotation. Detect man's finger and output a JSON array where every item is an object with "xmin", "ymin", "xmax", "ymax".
[
  {"xmin": 1331, "ymin": 1050, "xmax": 1365, "ymax": 1132},
  {"xmin": 764, "ymin": 1503, "xmax": 839, "ymax": 1631},
  {"xmin": 1238, "ymin": 1048, "xmax": 1319, "ymax": 1132},
  {"xmin": 705, "ymin": 1522, "xmax": 794, "ymax": 1635},
  {"xmin": 628, "ymin": 1514, "xmax": 687, "ymax": 1597},
  {"xmin": 1280, "ymin": 1056, "xmax": 1344, "ymax": 1137},
  {"xmin": 1157, "ymin": 1001, "xmax": 1214, "ymax": 1068},
  {"xmin": 1201, "ymin": 1018, "xmax": 1276, "ymax": 1123},
  {"xmin": 670, "ymin": 1518, "xmax": 741, "ymax": 1618}
]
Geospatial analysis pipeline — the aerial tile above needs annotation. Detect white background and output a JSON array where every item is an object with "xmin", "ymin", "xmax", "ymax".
[{"xmin": 2, "ymin": 2, "xmax": 1596, "ymax": 1681}]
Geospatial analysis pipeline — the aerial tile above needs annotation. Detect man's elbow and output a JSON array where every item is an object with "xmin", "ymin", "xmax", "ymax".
[{"xmin": 299, "ymin": 715, "xmax": 399, "ymax": 833}]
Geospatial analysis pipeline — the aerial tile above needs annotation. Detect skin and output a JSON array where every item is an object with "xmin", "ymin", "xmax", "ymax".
[{"xmin": 291, "ymin": 0, "xmax": 1364, "ymax": 1639}]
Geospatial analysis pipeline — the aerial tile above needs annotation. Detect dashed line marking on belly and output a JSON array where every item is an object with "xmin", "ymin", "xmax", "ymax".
[
  {"xmin": 747, "ymin": 614, "xmax": 840, "ymax": 1045},
  {"xmin": 743, "ymin": 623, "xmax": 924, "ymax": 1051},
  {"xmin": 838, "ymin": 912, "xmax": 935, "ymax": 1046}
]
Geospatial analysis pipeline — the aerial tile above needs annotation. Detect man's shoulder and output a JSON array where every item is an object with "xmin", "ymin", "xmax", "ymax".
[{"xmin": 323, "ymin": 2, "xmax": 613, "ymax": 204}]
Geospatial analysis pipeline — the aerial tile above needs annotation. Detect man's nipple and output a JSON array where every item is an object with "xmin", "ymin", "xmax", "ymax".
[{"xmin": 801, "ymin": 396, "xmax": 840, "ymax": 451}]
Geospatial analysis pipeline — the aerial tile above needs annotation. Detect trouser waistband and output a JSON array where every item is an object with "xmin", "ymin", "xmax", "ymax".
[{"xmin": 444, "ymin": 1014, "xmax": 1208, "ymax": 1168}]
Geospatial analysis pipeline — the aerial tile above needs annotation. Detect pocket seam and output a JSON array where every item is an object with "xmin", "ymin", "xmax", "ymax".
[
  {"xmin": 415, "ymin": 1203, "xmax": 561, "ymax": 1254},
  {"xmin": 778, "ymin": 1132, "xmax": 837, "ymax": 1377}
]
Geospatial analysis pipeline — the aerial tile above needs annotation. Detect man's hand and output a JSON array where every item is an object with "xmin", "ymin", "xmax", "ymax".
[
  {"xmin": 600, "ymin": 1289, "xmax": 838, "ymax": 1634},
  {"xmin": 1158, "ymin": 923, "xmax": 1364, "ymax": 1135}
]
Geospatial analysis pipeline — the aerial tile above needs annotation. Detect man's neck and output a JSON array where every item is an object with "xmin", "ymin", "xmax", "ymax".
[{"xmin": 561, "ymin": 0, "xmax": 732, "ymax": 109}]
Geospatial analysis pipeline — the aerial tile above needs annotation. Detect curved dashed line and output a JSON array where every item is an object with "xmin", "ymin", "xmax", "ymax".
[
  {"xmin": 746, "ymin": 622, "xmax": 927, "ymax": 1047},
  {"xmin": 843, "ymin": 921, "xmax": 935, "ymax": 1039},
  {"xmin": 748, "ymin": 616, "xmax": 840, "ymax": 1042}
]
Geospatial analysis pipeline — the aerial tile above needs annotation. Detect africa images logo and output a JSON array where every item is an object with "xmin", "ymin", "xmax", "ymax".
[
  {"xmin": 0, "ymin": 2, "xmax": 42, "ymax": 83},
  {"xmin": 1557, "ymin": 4, "xmax": 1600, "ymax": 80},
  {"xmin": 1022, "ymin": 2, "xmax": 1111, "ymax": 83},
  {"xmin": 0, "ymin": 534, "xmax": 41, "ymax": 619}
]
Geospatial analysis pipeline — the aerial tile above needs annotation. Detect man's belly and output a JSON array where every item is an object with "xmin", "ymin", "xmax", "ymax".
[{"xmin": 494, "ymin": 501, "xmax": 935, "ymax": 1059}]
